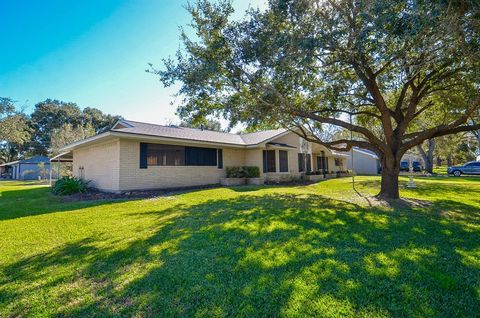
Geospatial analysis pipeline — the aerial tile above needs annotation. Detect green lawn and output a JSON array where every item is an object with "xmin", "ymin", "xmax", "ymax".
[
  {"xmin": 0, "ymin": 177, "xmax": 479, "ymax": 317},
  {"xmin": 432, "ymin": 166, "xmax": 448, "ymax": 175}
]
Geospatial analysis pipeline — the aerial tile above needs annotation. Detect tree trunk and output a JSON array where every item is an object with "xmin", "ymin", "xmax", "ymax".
[
  {"xmin": 417, "ymin": 139, "xmax": 435, "ymax": 173},
  {"xmin": 476, "ymin": 131, "xmax": 480, "ymax": 158},
  {"xmin": 378, "ymin": 154, "xmax": 400, "ymax": 199},
  {"xmin": 447, "ymin": 155, "xmax": 453, "ymax": 166}
]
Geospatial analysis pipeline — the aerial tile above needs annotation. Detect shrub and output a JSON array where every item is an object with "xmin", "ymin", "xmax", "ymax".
[
  {"xmin": 305, "ymin": 171, "xmax": 315, "ymax": 175},
  {"xmin": 226, "ymin": 166, "xmax": 244, "ymax": 178},
  {"xmin": 52, "ymin": 176, "xmax": 90, "ymax": 195},
  {"xmin": 243, "ymin": 166, "xmax": 260, "ymax": 178},
  {"xmin": 226, "ymin": 166, "xmax": 261, "ymax": 178}
]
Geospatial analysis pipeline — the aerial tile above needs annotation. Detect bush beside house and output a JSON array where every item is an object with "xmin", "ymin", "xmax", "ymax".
[
  {"xmin": 221, "ymin": 166, "xmax": 263, "ymax": 186},
  {"xmin": 52, "ymin": 176, "xmax": 90, "ymax": 195}
]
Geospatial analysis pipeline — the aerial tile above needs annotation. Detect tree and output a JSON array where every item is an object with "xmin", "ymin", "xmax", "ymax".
[
  {"xmin": 434, "ymin": 133, "xmax": 477, "ymax": 166},
  {"xmin": 180, "ymin": 118, "xmax": 226, "ymax": 132},
  {"xmin": 417, "ymin": 139, "xmax": 435, "ymax": 174},
  {"xmin": 153, "ymin": 0, "xmax": 480, "ymax": 199},
  {"xmin": 82, "ymin": 107, "xmax": 121, "ymax": 133},
  {"xmin": 30, "ymin": 99, "xmax": 120, "ymax": 155},
  {"xmin": 0, "ymin": 98, "xmax": 32, "ymax": 163},
  {"xmin": 30, "ymin": 99, "xmax": 83, "ymax": 155},
  {"xmin": 50, "ymin": 123, "xmax": 96, "ymax": 155}
]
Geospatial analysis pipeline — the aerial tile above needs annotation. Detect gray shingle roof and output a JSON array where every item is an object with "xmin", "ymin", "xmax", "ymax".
[
  {"xmin": 111, "ymin": 120, "xmax": 287, "ymax": 146},
  {"xmin": 1, "ymin": 156, "xmax": 50, "ymax": 166}
]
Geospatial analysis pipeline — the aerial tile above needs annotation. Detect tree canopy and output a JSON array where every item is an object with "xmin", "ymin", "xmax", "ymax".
[
  {"xmin": 0, "ymin": 98, "xmax": 120, "ymax": 162},
  {"xmin": 0, "ymin": 98, "xmax": 32, "ymax": 163},
  {"xmin": 155, "ymin": 0, "xmax": 480, "ymax": 198},
  {"xmin": 30, "ymin": 99, "xmax": 120, "ymax": 155}
]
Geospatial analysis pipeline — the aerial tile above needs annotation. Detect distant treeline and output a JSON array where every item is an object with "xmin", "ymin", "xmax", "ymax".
[{"xmin": 0, "ymin": 97, "xmax": 120, "ymax": 163}]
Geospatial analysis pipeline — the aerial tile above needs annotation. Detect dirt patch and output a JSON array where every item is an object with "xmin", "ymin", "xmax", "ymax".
[{"xmin": 61, "ymin": 184, "xmax": 222, "ymax": 202}]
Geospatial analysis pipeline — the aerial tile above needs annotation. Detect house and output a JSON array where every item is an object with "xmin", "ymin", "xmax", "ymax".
[
  {"xmin": 345, "ymin": 147, "xmax": 380, "ymax": 175},
  {"xmin": 0, "ymin": 156, "xmax": 51, "ymax": 180},
  {"xmin": 57, "ymin": 119, "xmax": 349, "ymax": 192}
]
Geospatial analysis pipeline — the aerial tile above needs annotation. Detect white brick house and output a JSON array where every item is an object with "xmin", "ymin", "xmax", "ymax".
[{"xmin": 58, "ymin": 120, "xmax": 350, "ymax": 192}]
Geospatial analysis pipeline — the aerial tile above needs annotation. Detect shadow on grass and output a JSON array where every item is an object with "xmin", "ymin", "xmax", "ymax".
[
  {"xmin": 0, "ymin": 186, "xmax": 119, "ymax": 221},
  {"xmin": 1, "ymin": 191, "xmax": 479, "ymax": 317}
]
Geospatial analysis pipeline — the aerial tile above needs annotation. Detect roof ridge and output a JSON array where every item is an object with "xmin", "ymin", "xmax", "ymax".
[{"xmin": 121, "ymin": 119, "xmax": 241, "ymax": 136}]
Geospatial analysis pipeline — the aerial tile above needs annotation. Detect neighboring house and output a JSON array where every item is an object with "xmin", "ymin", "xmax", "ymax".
[
  {"xmin": 57, "ymin": 119, "xmax": 349, "ymax": 192},
  {"xmin": 344, "ymin": 147, "xmax": 380, "ymax": 175},
  {"xmin": 0, "ymin": 156, "xmax": 51, "ymax": 180}
]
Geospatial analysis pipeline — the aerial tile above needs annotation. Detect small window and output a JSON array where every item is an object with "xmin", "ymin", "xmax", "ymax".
[
  {"xmin": 263, "ymin": 150, "xmax": 276, "ymax": 173},
  {"xmin": 279, "ymin": 150, "xmax": 288, "ymax": 172},
  {"xmin": 217, "ymin": 149, "xmax": 223, "ymax": 169}
]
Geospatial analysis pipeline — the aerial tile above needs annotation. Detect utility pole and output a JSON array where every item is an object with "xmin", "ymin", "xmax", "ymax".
[{"xmin": 350, "ymin": 113, "xmax": 355, "ymax": 190}]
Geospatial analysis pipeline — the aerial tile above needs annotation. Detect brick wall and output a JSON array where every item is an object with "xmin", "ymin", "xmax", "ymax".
[
  {"xmin": 118, "ymin": 139, "xmax": 247, "ymax": 191},
  {"xmin": 72, "ymin": 139, "xmax": 120, "ymax": 192}
]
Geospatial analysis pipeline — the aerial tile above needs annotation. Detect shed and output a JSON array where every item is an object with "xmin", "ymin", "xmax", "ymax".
[
  {"xmin": 345, "ymin": 147, "xmax": 380, "ymax": 175},
  {"xmin": 0, "ymin": 156, "xmax": 51, "ymax": 180}
]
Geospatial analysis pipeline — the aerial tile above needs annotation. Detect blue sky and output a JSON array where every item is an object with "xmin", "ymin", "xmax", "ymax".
[{"xmin": 0, "ymin": 0, "xmax": 265, "ymax": 125}]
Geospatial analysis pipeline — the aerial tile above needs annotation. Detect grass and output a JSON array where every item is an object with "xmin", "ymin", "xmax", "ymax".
[
  {"xmin": 0, "ymin": 177, "xmax": 479, "ymax": 317},
  {"xmin": 432, "ymin": 166, "xmax": 448, "ymax": 175}
]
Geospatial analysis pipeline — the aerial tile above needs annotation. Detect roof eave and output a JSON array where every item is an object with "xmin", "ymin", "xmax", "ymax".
[
  {"xmin": 60, "ymin": 131, "xmax": 115, "ymax": 152},
  {"xmin": 60, "ymin": 128, "xmax": 296, "ymax": 151}
]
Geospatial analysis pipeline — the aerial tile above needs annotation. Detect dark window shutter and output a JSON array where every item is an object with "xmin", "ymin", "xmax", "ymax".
[
  {"xmin": 298, "ymin": 153, "xmax": 304, "ymax": 172},
  {"xmin": 306, "ymin": 154, "xmax": 312, "ymax": 172},
  {"xmin": 263, "ymin": 150, "xmax": 267, "ymax": 173},
  {"xmin": 217, "ymin": 149, "xmax": 223, "ymax": 168},
  {"xmin": 140, "ymin": 143, "xmax": 148, "ymax": 169},
  {"xmin": 185, "ymin": 146, "xmax": 217, "ymax": 166}
]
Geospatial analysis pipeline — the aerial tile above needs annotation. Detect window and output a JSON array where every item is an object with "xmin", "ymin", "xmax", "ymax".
[
  {"xmin": 279, "ymin": 150, "xmax": 288, "ymax": 172},
  {"xmin": 298, "ymin": 153, "xmax": 305, "ymax": 172},
  {"xmin": 217, "ymin": 149, "xmax": 223, "ymax": 169},
  {"xmin": 298, "ymin": 153, "xmax": 311, "ymax": 172},
  {"xmin": 317, "ymin": 151, "xmax": 328, "ymax": 172},
  {"xmin": 185, "ymin": 146, "xmax": 217, "ymax": 166},
  {"xmin": 263, "ymin": 150, "xmax": 276, "ymax": 173},
  {"xmin": 147, "ymin": 144, "xmax": 185, "ymax": 166},
  {"xmin": 140, "ymin": 143, "xmax": 217, "ymax": 168},
  {"xmin": 306, "ymin": 154, "xmax": 312, "ymax": 172}
]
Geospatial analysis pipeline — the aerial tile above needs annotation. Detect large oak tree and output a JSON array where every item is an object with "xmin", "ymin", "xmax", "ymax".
[{"xmin": 154, "ymin": 0, "xmax": 480, "ymax": 199}]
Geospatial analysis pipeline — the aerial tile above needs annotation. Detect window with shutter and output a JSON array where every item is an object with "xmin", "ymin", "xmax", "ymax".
[
  {"xmin": 279, "ymin": 150, "xmax": 288, "ymax": 172},
  {"xmin": 298, "ymin": 153, "xmax": 304, "ymax": 172},
  {"xmin": 263, "ymin": 150, "xmax": 276, "ymax": 172},
  {"xmin": 217, "ymin": 149, "xmax": 223, "ymax": 168},
  {"xmin": 140, "ymin": 143, "xmax": 217, "ymax": 167}
]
